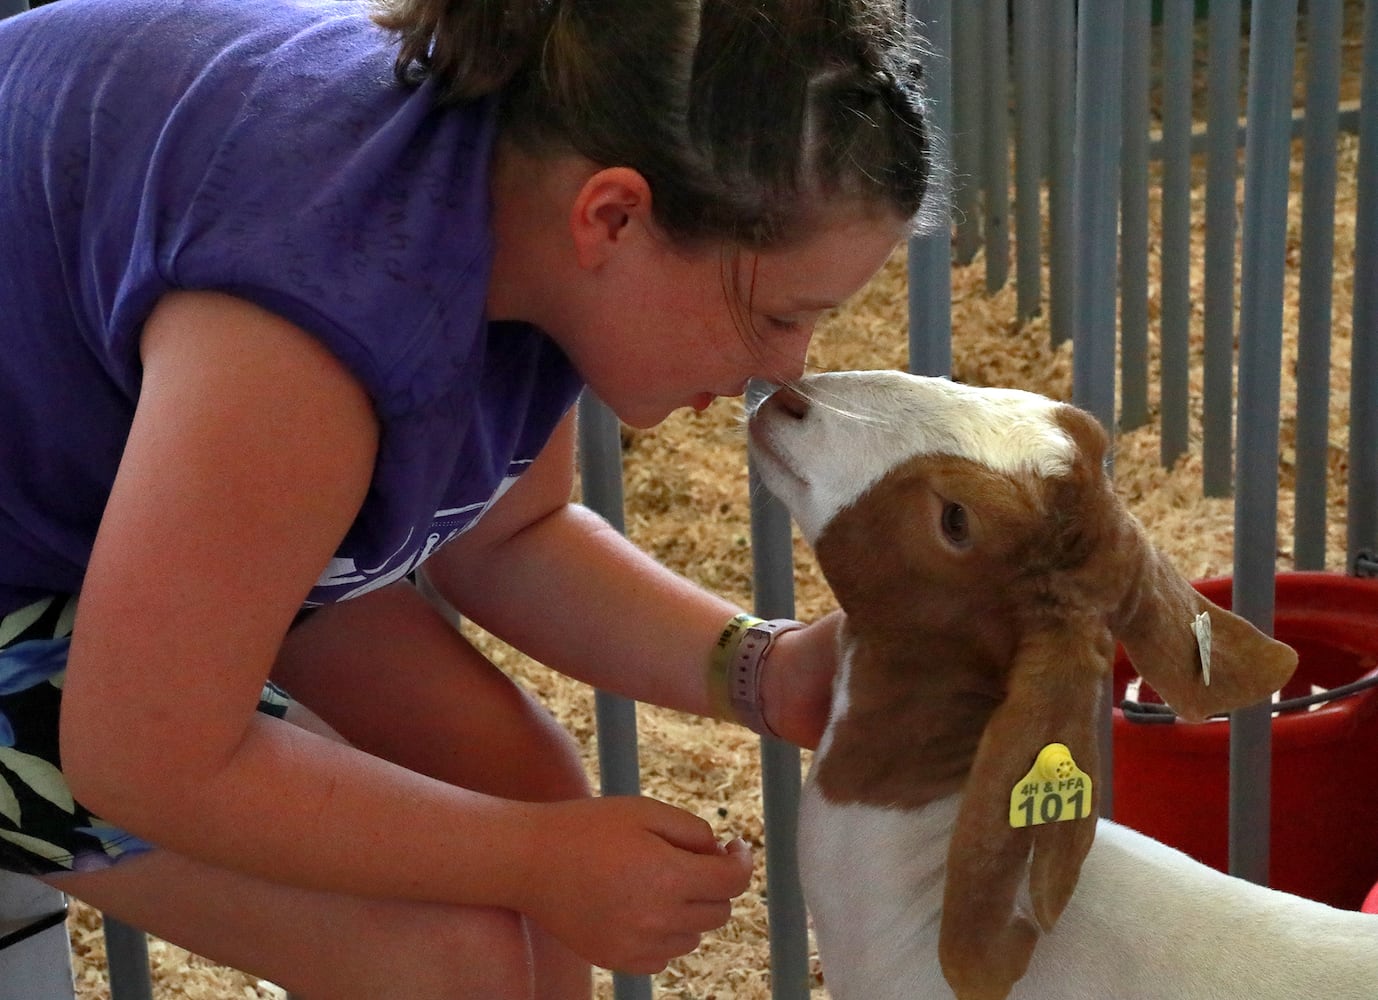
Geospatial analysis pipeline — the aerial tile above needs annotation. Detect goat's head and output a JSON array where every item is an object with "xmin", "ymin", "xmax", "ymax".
[{"xmin": 748, "ymin": 370, "xmax": 1298, "ymax": 1000}]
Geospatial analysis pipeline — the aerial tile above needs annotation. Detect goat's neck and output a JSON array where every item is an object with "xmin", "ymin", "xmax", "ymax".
[
  {"xmin": 813, "ymin": 624, "xmax": 1004, "ymax": 810},
  {"xmin": 801, "ymin": 627, "xmax": 974, "ymax": 999}
]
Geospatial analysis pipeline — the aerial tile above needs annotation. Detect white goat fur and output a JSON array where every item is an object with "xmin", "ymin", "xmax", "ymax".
[
  {"xmin": 748, "ymin": 370, "xmax": 1378, "ymax": 1000},
  {"xmin": 799, "ymin": 791, "xmax": 1378, "ymax": 1000}
]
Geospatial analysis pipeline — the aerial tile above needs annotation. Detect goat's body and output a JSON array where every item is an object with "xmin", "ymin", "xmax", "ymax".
[
  {"xmin": 803, "ymin": 698, "xmax": 1378, "ymax": 1000},
  {"xmin": 800, "ymin": 783, "xmax": 955, "ymax": 999},
  {"xmin": 751, "ymin": 370, "xmax": 1369, "ymax": 998}
]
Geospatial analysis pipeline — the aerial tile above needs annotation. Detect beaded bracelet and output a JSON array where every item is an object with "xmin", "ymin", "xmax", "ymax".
[{"xmin": 708, "ymin": 612, "xmax": 805, "ymax": 739}]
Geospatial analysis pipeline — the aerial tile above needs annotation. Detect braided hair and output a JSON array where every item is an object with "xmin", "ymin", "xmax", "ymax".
[{"xmin": 373, "ymin": 0, "xmax": 935, "ymax": 248}]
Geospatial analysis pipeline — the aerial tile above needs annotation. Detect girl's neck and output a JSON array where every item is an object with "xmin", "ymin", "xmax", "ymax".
[{"xmin": 485, "ymin": 140, "xmax": 593, "ymax": 328}]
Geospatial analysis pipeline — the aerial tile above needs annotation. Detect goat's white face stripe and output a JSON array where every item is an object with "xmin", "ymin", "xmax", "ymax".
[{"xmin": 749, "ymin": 371, "xmax": 1076, "ymax": 544}]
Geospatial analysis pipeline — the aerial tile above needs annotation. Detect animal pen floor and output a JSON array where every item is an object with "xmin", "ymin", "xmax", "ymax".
[{"xmin": 64, "ymin": 123, "xmax": 1362, "ymax": 1000}]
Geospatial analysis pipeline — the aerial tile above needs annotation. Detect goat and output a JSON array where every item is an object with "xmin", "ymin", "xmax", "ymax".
[{"xmin": 747, "ymin": 369, "xmax": 1378, "ymax": 1000}]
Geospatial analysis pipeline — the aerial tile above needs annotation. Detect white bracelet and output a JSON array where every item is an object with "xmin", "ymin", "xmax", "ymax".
[{"xmin": 710, "ymin": 613, "xmax": 805, "ymax": 738}]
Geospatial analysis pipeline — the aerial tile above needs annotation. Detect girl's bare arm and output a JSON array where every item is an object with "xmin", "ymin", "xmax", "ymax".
[
  {"xmin": 59, "ymin": 290, "xmax": 749, "ymax": 972},
  {"xmin": 424, "ymin": 412, "xmax": 839, "ymax": 748}
]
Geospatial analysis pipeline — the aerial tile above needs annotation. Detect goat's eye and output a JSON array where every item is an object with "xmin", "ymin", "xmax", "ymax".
[{"xmin": 941, "ymin": 502, "xmax": 970, "ymax": 545}]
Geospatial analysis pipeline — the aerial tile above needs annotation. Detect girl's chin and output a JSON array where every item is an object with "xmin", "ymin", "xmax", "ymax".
[{"xmin": 597, "ymin": 393, "xmax": 711, "ymax": 429}]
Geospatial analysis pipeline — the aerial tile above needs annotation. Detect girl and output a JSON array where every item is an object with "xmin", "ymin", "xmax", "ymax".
[{"xmin": 0, "ymin": 0, "xmax": 931, "ymax": 995}]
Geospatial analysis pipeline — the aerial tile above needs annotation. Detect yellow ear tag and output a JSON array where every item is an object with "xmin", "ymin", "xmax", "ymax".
[{"xmin": 1009, "ymin": 743, "xmax": 1094, "ymax": 828}]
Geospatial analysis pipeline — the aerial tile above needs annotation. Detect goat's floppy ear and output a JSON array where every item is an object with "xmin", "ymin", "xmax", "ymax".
[
  {"xmin": 1112, "ymin": 520, "xmax": 1298, "ymax": 722},
  {"xmin": 939, "ymin": 624, "xmax": 1104, "ymax": 1000}
]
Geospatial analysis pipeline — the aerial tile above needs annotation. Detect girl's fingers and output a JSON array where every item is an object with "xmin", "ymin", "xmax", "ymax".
[{"xmin": 647, "ymin": 802, "xmax": 723, "ymax": 854}]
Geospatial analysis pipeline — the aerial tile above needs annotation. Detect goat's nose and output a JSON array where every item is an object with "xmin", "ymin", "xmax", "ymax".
[{"xmin": 768, "ymin": 384, "xmax": 811, "ymax": 420}]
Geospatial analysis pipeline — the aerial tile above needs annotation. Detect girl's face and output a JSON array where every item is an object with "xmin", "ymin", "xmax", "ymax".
[{"xmin": 572, "ymin": 212, "xmax": 906, "ymax": 429}]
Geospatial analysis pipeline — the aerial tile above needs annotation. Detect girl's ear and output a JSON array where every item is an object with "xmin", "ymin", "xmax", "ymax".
[{"xmin": 568, "ymin": 166, "xmax": 655, "ymax": 269}]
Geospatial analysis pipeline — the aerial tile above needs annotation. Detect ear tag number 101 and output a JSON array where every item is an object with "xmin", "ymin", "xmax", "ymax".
[{"xmin": 1009, "ymin": 742, "xmax": 1093, "ymax": 828}]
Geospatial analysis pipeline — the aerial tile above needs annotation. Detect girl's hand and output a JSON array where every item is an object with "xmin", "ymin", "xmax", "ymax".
[
  {"xmin": 516, "ymin": 796, "xmax": 753, "ymax": 974},
  {"xmin": 762, "ymin": 611, "xmax": 842, "ymax": 749}
]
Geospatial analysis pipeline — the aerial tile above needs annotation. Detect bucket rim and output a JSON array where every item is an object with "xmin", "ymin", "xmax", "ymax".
[{"xmin": 1113, "ymin": 571, "xmax": 1378, "ymax": 746}]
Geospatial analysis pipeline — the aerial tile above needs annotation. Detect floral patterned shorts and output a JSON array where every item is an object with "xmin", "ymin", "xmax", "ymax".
[{"xmin": 0, "ymin": 595, "xmax": 293, "ymax": 876}]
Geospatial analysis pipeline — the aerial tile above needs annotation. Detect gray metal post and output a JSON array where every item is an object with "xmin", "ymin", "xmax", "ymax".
[
  {"xmin": 103, "ymin": 918, "xmax": 153, "ymax": 1000},
  {"xmin": 745, "ymin": 381, "xmax": 809, "ymax": 1000},
  {"xmin": 1119, "ymin": 0, "xmax": 1152, "ymax": 433},
  {"xmin": 1350, "ymin": 0, "xmax": 1378, "ymax": 574},
  {"xmin": 0, "ymin": 872, "xmax": 72, "ymax": 1000},
  {"xmin": 1071, "ymin": 0, "xmax": 1124, "ymax": 440},
  {"xmin": 1158, "ymin": 0, "xmax": 1195, "ymax": 461},
  {"xmin": 1072, "ymin": 0, "xmax": 1124, "ymax": 818},
  {"xmin": 575, "ymin": 392, "xmax": 652, "ymax": 1000},
  {"xmin": 981, "ymin": 0, "xmax": 1010, "ymax": 294},
  {"xmin": 1202, "ymin": 0, "xmax": 1243, "ymax": 497},
  {"xmin": 1014, "ymin": 0, "xmax": 1049, "ymax": 321},
  {"xmin": 1048, "ymin": 0, "xmax": 1077, "ymax": 348},
  {"xmin": 909, "ymin": 0, "xmax": 954, "ymax": 378},
  {"xmin": 1292, "ymin": 0, "xmax": 1343, "ymax": 570},
  {"xmin": 1229, "ymin": 0, "xmax": 1298, "ymax": 889},
  {"xmin": 952, "ymin": 4, "xmax": 984, "ymax": 266}
]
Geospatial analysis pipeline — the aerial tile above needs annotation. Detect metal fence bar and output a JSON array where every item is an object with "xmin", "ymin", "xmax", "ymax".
[
  {"xmin": 952, "ymin": 2, "xmax": 983, "ymax": 266},
  {"xmin": 1293, "ymin": 0, "xmax": 1344, "ymax": 571},
  {"xmin": 1047, "ymin": 0, "xmax": 1077, "ymax": 347},
  {"xmin": 745, "ymin": 384, "xmax": 810, "ymax": 1000},
  {"xmin": 1119, "ymin": 0, "xmax": 1152, "ymax": 433},
  {"xmin": 0, "ymin": 871, "xmax": 72, "ymax": 1000},
  {"xmin": 575, "ymin": 392, "xmax": 653, "ymax": 1000},
  {"xmin": 1071, "ymin": 0, "xmax": 1124, "ymax": 442},
  {"xmin": 1072, "ymin": 0, "xmax": 1125, "ymax": 819},
  {"xmin": 1202, "ymin": 0, "xmax": 1243, "ymax": 497},
  {"xmin": 103, "ymin": 918, "xmax": 153, "ymax": 1000},
  {"xmin": 981, "ymin": 0, "xmax": 1010, "ymax": 293},
  {"xmin": 1351, "ymin": 0, "xmax": 1378, "ymax": 574},
  {"xmin": 909, "ymin": 0, "xmax": 954, "ymax": 378},
  {"xmin": 1159, "ymin": 0, "xmax": 1195, "ymax": 461},
  {"xmin": 1151, "ymin": 100, "xmax": 1362, "ymax": 160},
  {"xmin": 1229, "ymin": 0, "xmax": 1299, "ymax": 889},
  {"xmin": 1014, "ymin": 0, "xmax": 1048, "ymax": 321}
]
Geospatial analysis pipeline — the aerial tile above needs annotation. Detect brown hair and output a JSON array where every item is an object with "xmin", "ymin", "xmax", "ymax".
[{"xmin": 371, "ymin": 0, "xmax": 933, "ymax": 248}]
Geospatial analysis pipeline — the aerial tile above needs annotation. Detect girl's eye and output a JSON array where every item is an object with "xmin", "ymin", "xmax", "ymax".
[
  {"xmin": 941, "ymin": 502, "xmax": 970, "ymax": 545},
  {"xmin": 763, "ymin": 315, "xmax": 803, "ymax": 332}
]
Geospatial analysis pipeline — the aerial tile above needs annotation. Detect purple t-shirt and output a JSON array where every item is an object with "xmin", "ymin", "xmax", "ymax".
[{"xmin": 0, "ymin": 0, "xmax": 584, "ymax": 616}]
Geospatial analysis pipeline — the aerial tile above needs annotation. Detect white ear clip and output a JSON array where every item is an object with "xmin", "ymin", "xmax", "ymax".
[{"xmin": 1192, "ymin": 611, "xmax": 1212, "ymax": 686}]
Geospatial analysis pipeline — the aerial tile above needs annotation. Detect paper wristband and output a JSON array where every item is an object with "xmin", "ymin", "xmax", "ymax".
[{"xmin": 709, "ymin": 613, "xmax": 805, "ymax": 738}]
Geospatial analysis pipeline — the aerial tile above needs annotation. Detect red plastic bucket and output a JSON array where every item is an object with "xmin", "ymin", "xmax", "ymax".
[
  {"xmin": 1365, "ymin": 881, "xmax": 1378, "ymax": 915},
  {"xmin": 1112, "ymin": 572, "xmax": 1378, "ymax": 910}
]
